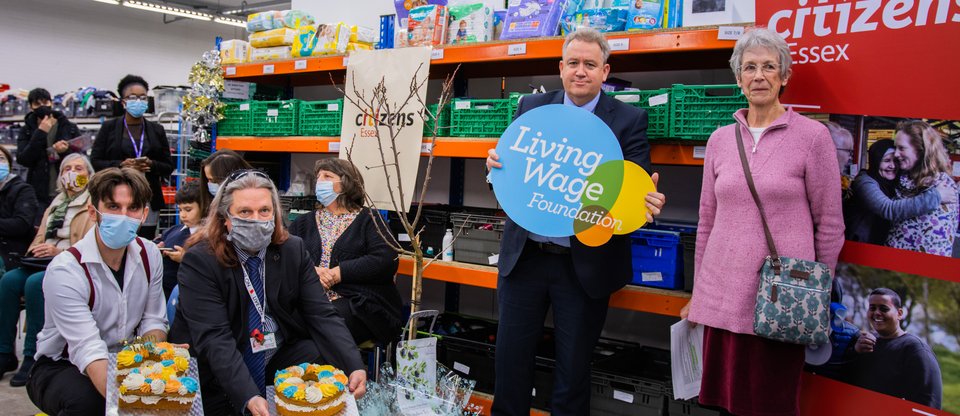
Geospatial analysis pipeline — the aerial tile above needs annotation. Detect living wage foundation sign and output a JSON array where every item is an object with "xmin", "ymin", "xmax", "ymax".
[
  {"xmin": 489, "ymin": 104, "xmax": 656, "ymax": 247},
  {"xmin": 757, "ymin": 0, "xmax": 960, "ymax": 120}
]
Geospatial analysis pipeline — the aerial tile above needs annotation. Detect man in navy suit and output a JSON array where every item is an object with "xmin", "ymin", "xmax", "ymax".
[{"xmin": 486, "ymin": 27, "xmax": 666, "ymax": 415}]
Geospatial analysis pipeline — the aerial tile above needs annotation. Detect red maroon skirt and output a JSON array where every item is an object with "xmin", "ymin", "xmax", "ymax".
[{"xmin": 698, "ymin": 326, "xmax": 805, "ymax": 416}]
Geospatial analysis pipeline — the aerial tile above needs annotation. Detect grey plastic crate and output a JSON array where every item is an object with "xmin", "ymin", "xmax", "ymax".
[
  {"xmin": 590, "ymin": 371, "xmax": 666, "ymax": 416},
  {"xmin": 450, "ymin": 212, "xmax": 504, "ymax": 266}
]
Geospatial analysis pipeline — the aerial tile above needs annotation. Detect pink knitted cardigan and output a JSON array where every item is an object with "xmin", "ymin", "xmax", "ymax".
[{"xmin": 687, "ymin": 107, "xmax": 845, "ymax": 335}]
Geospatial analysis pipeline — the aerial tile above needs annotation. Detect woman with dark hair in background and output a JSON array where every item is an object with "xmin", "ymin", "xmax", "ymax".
[
  {"xmin": 844, "ymin": 139, "xmax": 951, "ymax": 245},
  {"xmin": 198, "ymin": 149, "xmax": 252, "ymax": 216},
  {"xmin": 886, "ymin": 121, "xmax": 958, "ymax": 256},
  {"xmin": 0, "ymin": 146, "xmax": 38, "ymax": 273},
  {"xmin": 288, "ymin": 158, "xmax": 402, "ymax": 344},
  {"xmin": 847, "ymin": 288, "xmax": 942, "ymax": 409},
  {"xmin": 90, "ymin": 75, "xmax": 173, "ymax": 239}
]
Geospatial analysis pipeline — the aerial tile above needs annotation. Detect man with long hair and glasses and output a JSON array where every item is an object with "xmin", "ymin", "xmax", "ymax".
[{"xmin": 169, "ymin": 170, "xmax": 367, "ymax": 416}]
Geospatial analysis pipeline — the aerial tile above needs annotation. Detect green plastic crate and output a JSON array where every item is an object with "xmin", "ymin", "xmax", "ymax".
[
  {"xmin": 669, "ymin": 84, "xmax": 747, "ymax": 140},
  {"xmin": 299, "ymin": 99, "xmax": 343, "ymax": 136},
  {"xmin": 423, "ymin": 103, "xmax": 451, "ymax": 137},
  {"xmin": 508, "ymin": 92, "xmax": 531, "ymax": 117},
  {"xmin": 450, "ymin": 98, "xmax": 513, "ymax": 137},
  {"xmin": 606, "ymin": 89, "xmax": 670, "ymax": 139},
  {"xmin": 250, "ymin": 100, "xmax": 299, "ymax": 136},
  {"xmin": 218, "ymin": 101, "xmax": 253, "ymax": 136}
]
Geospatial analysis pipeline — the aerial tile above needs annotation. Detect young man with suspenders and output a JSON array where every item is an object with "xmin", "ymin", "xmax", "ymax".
[{"xmin": 27, "ymin": 167, "xmax": 168, "ymax": 415}]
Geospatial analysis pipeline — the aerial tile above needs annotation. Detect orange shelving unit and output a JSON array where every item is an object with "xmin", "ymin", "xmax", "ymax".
[
  {"xmin": 216, "ymin": 136, "xmax": 705, "ymax": 165},
  {"xmin": 223, "ymin": 27, "xmax": 739, "ymax": 82},
  {"xmin": 397, "ymin": 257, "xmax": 690, "ymax": 317}
]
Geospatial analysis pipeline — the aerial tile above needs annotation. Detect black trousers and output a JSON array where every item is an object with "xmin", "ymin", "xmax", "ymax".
[
  {"xmin": 27, "ymin": 356, "xmax": 105, "ymax": 416},
  {"xmin": 200, "ymin": 338, "xmax": 331, "ymax": 415},
  {"xmin": 491, "ymin": 244, "xmax": 609, "ymax": 416}
]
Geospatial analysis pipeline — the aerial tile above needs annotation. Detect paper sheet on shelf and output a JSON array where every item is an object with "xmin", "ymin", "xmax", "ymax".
[{"xmin": 670, "ymin": 319, "xmax": 704, "ymax": 401}]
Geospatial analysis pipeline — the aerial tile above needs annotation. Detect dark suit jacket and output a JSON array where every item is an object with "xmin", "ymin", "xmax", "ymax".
[
  {"xmin": 497, "ymin": 90, "xmax": 652, "ymax": 299},
  {"xmin": 288, "ymin": 208, "xmax": 403, "ymax": 343},
  {"xmin": 90, "ymin": 117, "xmax": 173, "ymax": 210},
  {"xmin": 156, "ymin": 225, "xmax": 191, "ymax": 298},
  {"xmin": 168, "ymin": 236, "xmax": 364, "ymax": 412}
]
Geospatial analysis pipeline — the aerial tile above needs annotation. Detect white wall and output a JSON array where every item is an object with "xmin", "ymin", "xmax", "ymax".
[
  {"xmin": 0, "ymin": 0, "xmax": 244, "ymax": 95},
  {"xmin": 290, "ymin": 0, "xmax": 395, "ymax": 33}
]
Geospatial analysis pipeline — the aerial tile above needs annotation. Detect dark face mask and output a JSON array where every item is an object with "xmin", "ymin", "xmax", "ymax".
[{"xmin": 32, "ymin": 105, "xmax": 53, "ymax": 119}]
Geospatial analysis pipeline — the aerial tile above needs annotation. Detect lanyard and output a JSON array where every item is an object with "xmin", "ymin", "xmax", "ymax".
[
  {"xmin": 240, "ymin": 259, "xmax": 267, "ymax": 328},
  {"xmin": 123, "ymin": 118, "xmax": 145, "ymax": 158}
]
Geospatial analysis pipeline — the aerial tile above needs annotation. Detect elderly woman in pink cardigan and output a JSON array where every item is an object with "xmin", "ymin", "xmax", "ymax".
[{"xmin": 679, "ymin": 28, "xmax": 845, "ymax": 416}]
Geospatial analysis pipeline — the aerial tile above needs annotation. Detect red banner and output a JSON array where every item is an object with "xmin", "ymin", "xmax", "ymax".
[{"xmin": 756, "ymin": 0, "xmax": 960, "ymax": 120}]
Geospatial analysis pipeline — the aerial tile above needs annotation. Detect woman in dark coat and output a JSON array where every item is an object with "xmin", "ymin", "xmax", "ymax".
[
  {"xmin": 90, "ymin": 75, "xmax": 173, "ymax": 238},
  {"xmin": 288, "ymin": 158, "xmax": 402, "ymax": 344},
  {"xmin": 0, "ymin": 145, "xmax": 38, "ymax": 273}
]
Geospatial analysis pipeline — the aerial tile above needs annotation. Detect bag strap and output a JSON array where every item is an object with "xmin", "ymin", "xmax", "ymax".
[
  {"xmin": 66, "ymin": 247, "xmax": 95, "ymax": 310},
  {"xmin": 734, "ymin": 126, "xmax": 783, "ymax": 273}
]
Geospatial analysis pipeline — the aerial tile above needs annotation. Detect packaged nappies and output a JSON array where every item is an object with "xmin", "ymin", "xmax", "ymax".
[
  {"xmin": 293, "ymin": 23, "xmax": 351, "ymax": 57},
  {"xmin": 248, "ymin": 28, "xmax": 297, "ymax": 48},
  {"xmin": 220, "ymin": 39, "xmax": 250, "ymax": 64},
  {"xmin": 395, "ymin": 0, "xmax": 449, "ymax": 31},
  {"xmin": 500, "ymin": 0, "xmax": 570, "ymax": 40},
  {"xmin": 561, "ymin": 8, "xmax": 627, "ymax": 34},
  {"xmin": 448, "ymin": 3, "xmax": 494, "ymax": 44},
  {"xmin": 346, "ymin": 42, "xmax": 374, "ymax": 52},
  {"xmin": 626, "ymin": 0, "xmax": 664, "ymax": 30},
  {"xmin": 408, "ymin": 5, "xmax": 449, "ymax": 46},
  {"xmin": 246, "ymin": 10, "xmax": 315, "ymax": 32},
  {"xmin": 493, "ymin": 9, "xmax": 506, "ymax": 40},
  {"xmin": 350, "ymin": 25, "xmax": 377, "ymax": 45},
  {"xmin": 249, "ymin": 46, "xmax": 292, "ymax": 62}
]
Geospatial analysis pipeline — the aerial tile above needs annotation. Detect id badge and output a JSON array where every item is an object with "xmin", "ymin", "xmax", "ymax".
[{"xmin": 250, "ymin": 332, "xmax": 278, "ymax": 353}]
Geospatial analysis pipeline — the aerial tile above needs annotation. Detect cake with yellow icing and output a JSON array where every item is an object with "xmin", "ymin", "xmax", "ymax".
[
  {"xmin": 116, "ymin": 341, "xmax": 190, "ymax": 382},
  {"xmin": 274, "ymin": 363, "xmax": 349, "ymax": 416},
  {"xmin": 117, "ymin": 363, "xmax": 199, "ymax": 410}
]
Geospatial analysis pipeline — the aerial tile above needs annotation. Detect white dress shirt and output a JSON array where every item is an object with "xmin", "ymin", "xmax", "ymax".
[{"xmin": 35, "ymin": 228, "xmax": 168, "ymax": 374}]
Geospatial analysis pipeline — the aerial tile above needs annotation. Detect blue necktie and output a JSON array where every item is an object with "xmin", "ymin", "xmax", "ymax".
[{"xmin": 242, "ymin": 256, "xmax": 266, "ymax": 397}]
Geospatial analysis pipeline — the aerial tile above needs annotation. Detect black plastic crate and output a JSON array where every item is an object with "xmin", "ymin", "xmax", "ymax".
[
  {"xmin": 387, "ymin": 205, "xmax": 452, "ymax": 255},
  {"xmin": 681, "ymin": 233, "xmax": 696, "ymax": 291},
  {"xmin": 450, "ymin": 210, "xmax": 505, "ymax": 265},
  {"xmin": 590, "ymin": 375, "xmax": 666, "ymax": 416},
  {"xmin": 667, "ymin": 396, "xmax": 721, "ymax": 416}
]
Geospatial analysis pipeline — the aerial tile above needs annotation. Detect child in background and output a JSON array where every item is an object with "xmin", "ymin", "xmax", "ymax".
[{"xmin": 156, "ymin": 181, "xmax": 203, "ymax": 299}]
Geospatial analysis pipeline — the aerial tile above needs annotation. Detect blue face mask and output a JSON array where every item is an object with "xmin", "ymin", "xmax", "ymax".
[
  {"xmin": 125, "ymin": 99, "xmax": 148, "ymax": 118},
  {"xmin": 207, "ymin": 182, "xmax": 220, "ymax": 196},
  {"xmin": 0, "ymin": 163, "xmax": 9, "ymax": 182},
  {"xmin": 315, "ymin": 181, "xmax": 340, "ymax": 207},
  {"xmin": 97, "ymin": 210, "xmax": 142, "ymax": 249}
]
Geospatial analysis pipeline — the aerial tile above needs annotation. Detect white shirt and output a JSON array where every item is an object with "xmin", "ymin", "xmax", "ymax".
[
  {"xmin": 748, "ymin": 127, "xmax": 765, "ymax": 148},
  {"xmin": 35, "ymin": 228, "xmax": 167, "ymax": 374}
]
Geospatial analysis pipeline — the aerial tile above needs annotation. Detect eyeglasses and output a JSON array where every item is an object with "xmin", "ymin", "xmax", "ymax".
[
  {"xmin": 740, "ymin": 63, "xmax": 780, "ymax": 75},
  {"xmin": 222, "ymin": 169, "xmax": 271, "ymax": 187},
  {"xmin": 123, "ymin": 95, "xmax": 149, "ymax": 102}
]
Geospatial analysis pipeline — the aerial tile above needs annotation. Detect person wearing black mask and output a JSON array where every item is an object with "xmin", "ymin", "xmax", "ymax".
[
  {"xmin": 90, "ymin": 75, "xmax": 173, "ymax": 239},
  {"xmin": 843, "ymin": 139, "xmax": 953, "ymax": 244},
  {"xmin": 16, "ymin": 88, "xmax": 82, "ymax": 223}
]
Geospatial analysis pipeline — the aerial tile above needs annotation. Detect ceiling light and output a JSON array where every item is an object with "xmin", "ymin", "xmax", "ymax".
[
  {"xmin": 91, "ymin": 0, "xmax": 120, "ymax": 4},
  {"xmin": 123, "ymin": 1, "xmax": 212, "ymax": 21},
  {"xmin": 213, "ymin": 17, "xmax": 247, "ymax": 28}
]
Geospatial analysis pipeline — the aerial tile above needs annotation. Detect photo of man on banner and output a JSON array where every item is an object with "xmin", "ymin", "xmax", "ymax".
[{"xmin": 485, "ymin": 27, "xmax": 666, "ymax": 415}]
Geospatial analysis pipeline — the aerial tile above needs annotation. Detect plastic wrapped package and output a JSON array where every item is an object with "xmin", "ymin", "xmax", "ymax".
[
  {"xmin": 280, "ymin": 10, "xmax": 315, "ymax": 28},
  {"xmin": 501, "ymin": 0, "xmax": 571, "ymax": 40},
  {"xmin": 606, "ymin": 0, "xmax": 631, "ymax": 8},
  {"xmin": 448, "ymin": 3, "xmax": 494, "ymax": 44},
  {"xmin": 626, "ymin": 0, "xmax": 664, "ymax": 30},
  {"xmin": 350, "ymin": 25, "xmax": 377, "ymax": 45},
  {"xmin": 561, "ymin": 7, "xmax": 627, "ymax": 34},
  {"xmin": 248, "ymin": 27, "xmax": 297, "ymax": 47},
  {"xmin": 493, "ymin": 10, "xmax": 506, "ymax": 40},
  {"xmin": 395, "ymin": 0, "xmax": 449, "ymax": 29},
  {"xmin": 247, "ymin": 10, "xmax": 283, "ymax": 32},
  {"xmin": 293, "ymin": 23, "xmax": 351, "ymax": 57},
  {"xmin": 346, "ymin": 42, "xmax": 374, "ymax": 52},
  {"xmin": 408, "ymin": 5, "xmax": 449, "ymax": 46},
  {"xmin": 220, "ymin": 39, "xmax": 250, "ymax": 64},
  {"xmin": 249, "ymin": 45, "xmax": 293, "ymax": 62}
]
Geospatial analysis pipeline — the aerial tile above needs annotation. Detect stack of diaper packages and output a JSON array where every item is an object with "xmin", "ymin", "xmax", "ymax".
[
  {"xmin": 220, "ymin": 39, "xmax": 250, "ymax": 65},
  {"xmin": 560, "ymin": 0, "xmax": 628, "ymax": 34},
  {"xmin": 408, "ymin": 4, "xmax": 450, "ymax": 46},
  {"xmin": 500, "ymin": 0, "xmax": 571, "ymax": 40},
  {"xmin": 395, "ymin": 0, "xmax": 449, "ymax": 47},
  {"xmin": 447, "ymin": 3, "xmax": 494, "ymax": 44},
  {"xmin": 246, "ymin": 10, "xmax": 316, "ymax": 62}
]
